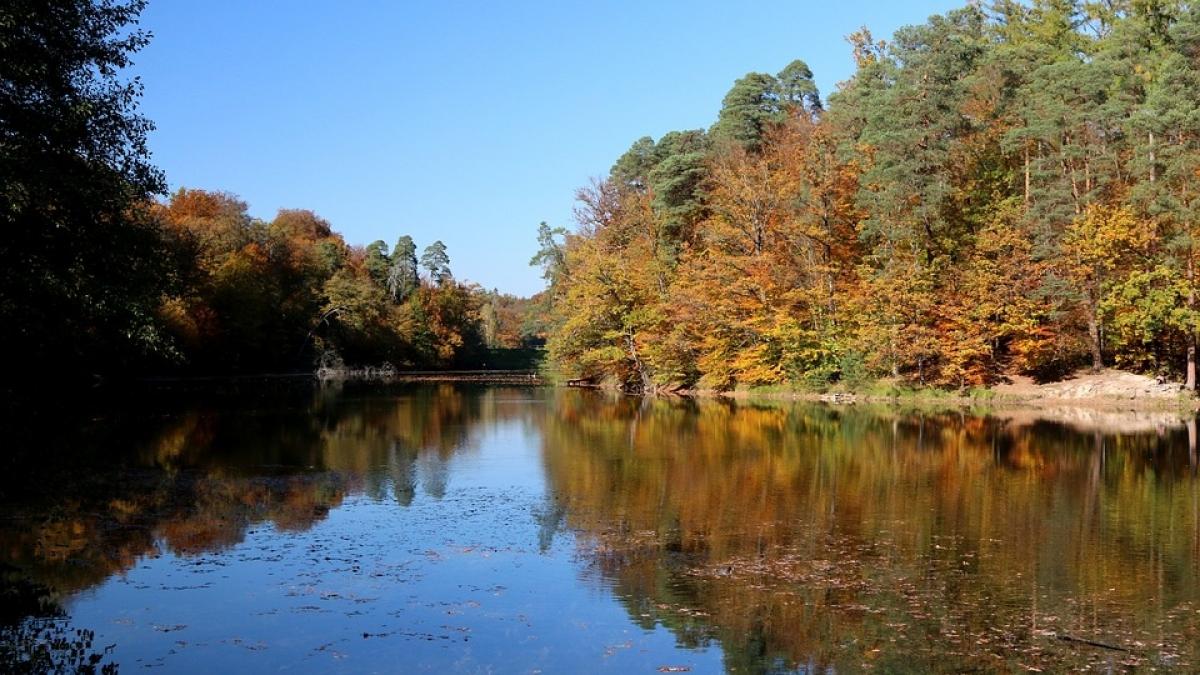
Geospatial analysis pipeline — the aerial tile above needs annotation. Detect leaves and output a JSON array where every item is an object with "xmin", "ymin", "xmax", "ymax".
[
  {"xmin": 544, "ymin": 3, "xmax": 1200, "ymax": 389},
  {"xmin": 153, "ymin": 189, "xmax": 487, "ymax": 372}
]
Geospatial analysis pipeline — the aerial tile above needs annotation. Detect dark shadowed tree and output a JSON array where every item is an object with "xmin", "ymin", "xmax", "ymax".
[{"xmin": 0, "ymin": 0, "xmax": 168, "ymax": 381}]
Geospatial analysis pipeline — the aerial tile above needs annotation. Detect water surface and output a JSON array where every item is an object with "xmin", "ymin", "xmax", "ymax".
[{"xmin": 2, "ymin": 384, "xmax": 1198, "ymax": 672}]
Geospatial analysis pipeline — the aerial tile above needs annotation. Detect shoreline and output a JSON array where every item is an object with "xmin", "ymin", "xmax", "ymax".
[
  {"xmin": 684, "ymin": 387, "xmax": 1199, "ymax": 414},
  {"xmin": 32, "ymin": 369, "xmax": 1199, "ymax": 415},
  {"xmin": 670, "ymin": 369, "xmax": 1198, "ymax": 414}
]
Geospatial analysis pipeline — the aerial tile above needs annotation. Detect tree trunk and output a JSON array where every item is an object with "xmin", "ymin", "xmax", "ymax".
[
  {"xmin": 1087, "ymin": 310, "xmax": 1104, "ymax": 373},
  {"xmin": 1188, "ymin": 338, "xmax": 1196, "ymax": 392},
  {"xmin": 1023, "ymin": 145, "xmax": 1031, "ymax": 207},
  {"xmin": 625, "ymin": 330, "xmax": 653, "ymax": 394},
  {"xmin": 1189, "ymin": 256, "xmax": 1197, "ymax": 391},
  {"xmin": 1149, "ymin": 131, "xmax": 1156, "ymax": 184}
]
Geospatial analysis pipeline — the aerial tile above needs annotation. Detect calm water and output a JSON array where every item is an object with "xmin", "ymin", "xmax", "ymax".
[{"xmin": 2, "ymin": 384, "xmax": 1199, "ymax": 673}]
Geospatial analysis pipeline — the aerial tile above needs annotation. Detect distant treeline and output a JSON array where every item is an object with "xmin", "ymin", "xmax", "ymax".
[
  {"xmin": 535, "ymin": 1, "xmax": 1200, "ymax": 393},
  {"xmin": 1, "ymin": 1, "xmax": 546, "ymax": 383},
  {"xmin": 152, "ymin": 189, "xmax": 546, "ymax": 374}
]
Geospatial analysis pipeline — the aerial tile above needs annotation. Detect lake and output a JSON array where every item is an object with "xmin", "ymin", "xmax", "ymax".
[{"xmin": 1, "ymin": 383, "xmax": 1198, "ymax": 673}]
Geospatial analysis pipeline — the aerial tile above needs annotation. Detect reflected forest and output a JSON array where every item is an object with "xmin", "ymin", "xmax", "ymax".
[{"xmin": 2, "ymin": 386, "xmax": 1199, "ymax": 671}]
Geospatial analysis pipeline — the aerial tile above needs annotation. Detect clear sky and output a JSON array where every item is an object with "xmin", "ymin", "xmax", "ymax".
[{"xmin": 135, "ymin": 0, "xmax": 962, "ymax": 297}]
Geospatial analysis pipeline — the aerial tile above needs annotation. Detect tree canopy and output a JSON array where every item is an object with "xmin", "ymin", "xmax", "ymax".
[
  {"xmin": 539, "ymin": 0, "xmax": 1200, "ymax": 393},
  {"xmin": 1, "ymin": 0, "xmax": 167, "ymax": 380}
]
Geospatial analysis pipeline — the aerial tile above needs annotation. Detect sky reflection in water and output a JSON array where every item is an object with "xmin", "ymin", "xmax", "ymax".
[{"xmin": 1, "ymin": 384, "xmax": 1198, "ymax": 673}]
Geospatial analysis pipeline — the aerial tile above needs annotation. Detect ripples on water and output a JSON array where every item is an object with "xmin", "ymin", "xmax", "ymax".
[{"xmin": 0, "ymin": 383, "xmax": 1197, "ymax": 673}]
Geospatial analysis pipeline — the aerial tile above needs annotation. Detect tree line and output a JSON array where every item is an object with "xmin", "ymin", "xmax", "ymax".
[
  {"xmin": 534, "ymin": 0, "xmax": 1200, "ymax": 393},
  {"xmin": 1, "ymin": 0, "xmax": 543, "ymax": 383},
  {"xmin": 154, "ymin": 189, "xmax": 494, "ymax": 373}
]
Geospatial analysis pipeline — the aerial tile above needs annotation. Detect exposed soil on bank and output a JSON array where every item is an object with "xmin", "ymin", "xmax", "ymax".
[
  {"xmin": 695, "ymin": 369, "xmax": 1198, "ymax": 414},
  {"xmin": 992, "ymin": 370, "xmax": 1185, "ymax": 403}
]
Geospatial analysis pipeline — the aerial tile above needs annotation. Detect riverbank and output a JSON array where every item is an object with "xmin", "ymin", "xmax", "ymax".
[
  {"xmin": 317, "ymin": 367, "xmax": 544, "ymax": 385},
  {"xmin": 695, "ymin": 369, "xmax": 1198, "ymax": 413}
]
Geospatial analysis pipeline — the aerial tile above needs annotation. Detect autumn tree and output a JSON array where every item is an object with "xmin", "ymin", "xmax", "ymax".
[
  {"xmin": 542, "ymin": 5, "xmax": 1200, "ymax": 390},
  {"xmin": 547, "ymin": 180, "xmax": 676, "ymax": 391},
  {"xmin": 673, "ymin": 115, "xmax": 858, "ymax": 387},
  {"xmin": 155, "ymin": 190, "xmax": 350, "ymax": 371}
]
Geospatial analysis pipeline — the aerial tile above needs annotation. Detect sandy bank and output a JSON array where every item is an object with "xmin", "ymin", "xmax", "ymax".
[{"xmin": 691, "ymin": 369, "xmax": 1197, "ymax": 416}]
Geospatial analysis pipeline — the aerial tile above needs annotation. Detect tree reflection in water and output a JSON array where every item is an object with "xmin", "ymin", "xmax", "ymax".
[
  {"xmin": 541, "ymin": 393, "xmax": 1200, "ymax": 672},
  {"xmin": 0, "ymin": 385, "xmax": 1196, "ymax": 673},
  {"xmin": 0, "ymin": 383, "xmax": 493, "ymax": 672}
]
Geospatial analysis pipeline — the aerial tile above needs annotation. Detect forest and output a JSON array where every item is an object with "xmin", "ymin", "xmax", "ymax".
[
  {"xmin": 535, "ymin": 0, "xmax": 1200, "ymax": 393},
  {"xmin": 1, "ymin": 0, "xmax": 543, "ymax": 384},
  {"xmin": 150, "ymin": 189, "xmax": 542, "ymax": 374},
  {"xmin": 9, "ymin": 0, "xmax": 1200, "ymax": 394}
]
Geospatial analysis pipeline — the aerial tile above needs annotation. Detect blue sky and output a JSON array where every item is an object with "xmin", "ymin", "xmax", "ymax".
[{"xmin": 135, "ymin": 0, "xmax": 961, "ymax": 296}]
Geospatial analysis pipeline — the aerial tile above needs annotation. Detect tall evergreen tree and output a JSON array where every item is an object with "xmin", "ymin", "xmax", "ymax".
[
  {"xmin": 387, "ymin": 235, "xmax": 419, "ymax": 302},
  {"xmin": 364, "ymin": 240, "xmax": 390, "ymax": 287},
  {"xmin": 711, "ymin": 73, "xmax": 785, "ymax": 151},
  {"xmin": 420, "ymin": 240, "xmax": 452, "ymax": 285},
  {"xmin": 776, "ymin": 59, "xmax": 822, "ymax": 113}
]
